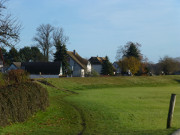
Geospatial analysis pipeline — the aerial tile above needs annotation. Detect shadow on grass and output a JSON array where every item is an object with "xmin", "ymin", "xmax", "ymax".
[
  {"xmin": 174, "ymin": 79, "xmax": 180, "ymax": 84},
  {"xmin": 114, "ymin": 128, "xmax": 177, "ymax": 135}
]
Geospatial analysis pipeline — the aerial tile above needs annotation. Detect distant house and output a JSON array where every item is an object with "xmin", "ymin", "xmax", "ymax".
[
  {"xmin": 113, "ymin": 62, "xmax": 121, "ymax": 74},
  {"xmin": 89, "ymin": 56, "xmax": 106, "ymax": 74},
  {"xmin": 67, "ymin": 50, "xmax": 91, "ymax": 77},
  {"xmin": 6, "ymin": 62, "xmax": 21, "ymax": 72}
]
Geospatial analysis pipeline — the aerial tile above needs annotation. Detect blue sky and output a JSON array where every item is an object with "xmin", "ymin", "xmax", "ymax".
[{"xmin": 6, "ymin": 0, "xmax": 180, "ymax": 63}]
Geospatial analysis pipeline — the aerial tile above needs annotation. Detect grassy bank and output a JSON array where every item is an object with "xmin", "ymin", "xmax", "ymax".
[
  {"xmin": 47, "ymin": 75, "xmax": 180, "ymax": 90},
  {"xmin": 1, "ymin": 76, "xmax": 180, "ymax": 134}
]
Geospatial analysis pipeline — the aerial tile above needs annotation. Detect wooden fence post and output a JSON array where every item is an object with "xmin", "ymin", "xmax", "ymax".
[{"xmin": 167, "ymin": 94, "xmax": 176, "ymax": 129}]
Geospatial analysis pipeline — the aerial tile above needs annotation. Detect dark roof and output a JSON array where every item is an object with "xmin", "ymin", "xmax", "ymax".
[
  {"xmin": 67, "ymin": 51, "xmax": 88, "ymax": 69},
  {"xmin": 22, "ymin": 62, "xmax": 61, "ymax": 75},
  {"xmin": 89, "ymin": 57, "xmax": 106, "ymax": 64}
]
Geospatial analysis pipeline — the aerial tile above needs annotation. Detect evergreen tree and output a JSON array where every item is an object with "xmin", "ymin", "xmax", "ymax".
[
  {"xmin": 54, "ymin": 41, "xmax": 69, "ymax": 74},
  {"xmin": 31, "ymin": 46, "xmax": 45, "ymax": 62},
  {"xmin": 116, "ymin": 41, "xmax": 142, "ymax": 60},
  {"xmin": 53, "ymin": 27, "xmax": 69, "ymax": 75},
  {"xmin": 101, "ymin": 56, "xmax": 114, "ymax": 75},
  {"xmin": 8, "ymin": 47, "xmax": 20, "ymax": 64},
  {"xmin": 19, "ymin": 47, "xmax": 32, "ymax": 62},
  {"xmin": 125, "ymin": 43, "xmax": 140, "ymax": 59}
]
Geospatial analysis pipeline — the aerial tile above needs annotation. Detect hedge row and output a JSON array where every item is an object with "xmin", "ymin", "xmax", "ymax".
[{"xmin": 0, "ymin": 81, "xmax": 49, "ymax": 126}]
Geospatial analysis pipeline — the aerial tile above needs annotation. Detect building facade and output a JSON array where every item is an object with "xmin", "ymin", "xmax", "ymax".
[
  {"xmin": 89, "ymin": 57, "xmax": 106, "ymax": 75},
  {"xmin": 67, "ymin": 50, "xmax": 91, "ymax": 77}
]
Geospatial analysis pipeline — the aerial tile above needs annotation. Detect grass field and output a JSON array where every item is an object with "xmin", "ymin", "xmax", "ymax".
[{"xmin": 1, "ymin": 76, "xmax": 180, "ymax": 134}]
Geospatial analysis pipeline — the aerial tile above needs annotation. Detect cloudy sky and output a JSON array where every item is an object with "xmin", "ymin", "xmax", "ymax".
[{"xmin": 6, "ymin": 0, "xmax": 180, "ymax": 62}]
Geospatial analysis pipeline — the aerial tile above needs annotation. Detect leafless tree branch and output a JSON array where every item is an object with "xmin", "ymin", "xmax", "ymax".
[
  {"xmin": 0, "ymin": 0, "xmax": 21, "ymax": 47},
  {"xmin": 33, "ymin": 24, "xmax": 54, "ymax": 61}
]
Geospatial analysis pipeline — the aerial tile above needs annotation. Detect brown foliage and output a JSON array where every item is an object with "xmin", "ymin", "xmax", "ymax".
[
  {"xmin": 118, "ymin": 56, "xmax": 141, "ymax": 75},
  {"xmin": 0, "ymin": 82, "xmax": 49, "ymax": 126},
  {"xmin": 159, "ymin": 56, "xmax": 180, "ymax": 75},
  {"xmin": 6, "ymin": 69, "xmax": 28, "ymax": 84}
]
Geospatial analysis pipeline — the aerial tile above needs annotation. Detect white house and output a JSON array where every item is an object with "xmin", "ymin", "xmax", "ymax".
[
  {"xmin": 89, "ymin": 56, "xmax": 106, "ymax": 74},
  {"xmin": 67, "ymin": 50, "xmax": 91, "ymax": 77}
]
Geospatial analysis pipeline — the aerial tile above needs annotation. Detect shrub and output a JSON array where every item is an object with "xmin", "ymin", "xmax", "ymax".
[
  {"xmin": 85, "ymin": 70, "xmax": 100, "ymax": 77},
  {"xmin": 0, "ymin": 73, "xmax": 5, "ymax": 87},
  {"xmin": 0, "ymin": 82, "xmax": 49, "ymax": 126},
  {"xmin": 6, "ymin": 69, "xmax": 29, "ymax": 84}
]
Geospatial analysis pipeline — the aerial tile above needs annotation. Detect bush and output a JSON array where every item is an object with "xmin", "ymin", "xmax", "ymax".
[
  {"xmin": 85, "ymin": 70, "xmax": 100, "ymax": 77},
  {"xmin": 0, "ymin": 82, "xmax": 49, "ymax": 126},
  {"xmin": 5, "ymin": 69, "xmax": 29, "ymax": 84},
  {"xmin": 0, "ymin": 73, "xmax": 5, "ymax": 87}
]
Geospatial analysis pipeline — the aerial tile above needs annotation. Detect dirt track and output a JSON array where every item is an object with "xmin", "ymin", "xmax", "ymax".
[{"xmin": 37, "ymin": 79, "xmax": 86, "ymax": 135}]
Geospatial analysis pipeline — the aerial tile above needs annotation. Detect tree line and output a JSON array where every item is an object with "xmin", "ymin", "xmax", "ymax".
[{"xmin": 115, "ymin": 42, "xmax": 180, "ymax": 76}]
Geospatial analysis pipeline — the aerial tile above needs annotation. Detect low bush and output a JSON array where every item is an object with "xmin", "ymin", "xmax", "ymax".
[
  {"xmin": 85, "ymin": 70, "xmax": 100, "ymax": 77},
  {"xmin": 0, "ymin": 73, "xmax": 5, "ymax": 87},
  {"xmin": 6, "ymin": 69, "xmax": 29, "ymax": 84},
  {"xmin": 0, "ymin": 81, "xmax": 49, "ymax": 126}
]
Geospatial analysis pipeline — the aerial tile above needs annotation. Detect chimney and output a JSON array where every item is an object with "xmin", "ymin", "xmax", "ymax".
[{"xmin": 73, "ymin": 50, "xmax": 76, "ymax": 55}]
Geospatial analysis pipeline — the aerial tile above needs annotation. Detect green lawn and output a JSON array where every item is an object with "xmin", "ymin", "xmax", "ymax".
[
  {"xmin": 1, "ymin": 76, "xmax": 180, "ymax": 134},
  {"xmin": 66, "ymin": 86, "xmax": 180, "ymax": 135}
]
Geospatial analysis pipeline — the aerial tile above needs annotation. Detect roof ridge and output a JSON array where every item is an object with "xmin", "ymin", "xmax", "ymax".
[{"xmin": 67, "ymin": 51, "xmax": 87, "ymax": 69}]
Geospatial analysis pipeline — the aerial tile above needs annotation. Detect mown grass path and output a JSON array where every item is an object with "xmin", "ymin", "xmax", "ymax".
[{"xmin": 37, "ymin": 79, "xmax": 86, "ymax": 135}]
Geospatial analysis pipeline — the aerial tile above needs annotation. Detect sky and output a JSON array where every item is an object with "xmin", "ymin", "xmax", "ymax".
[{"xmin": 6, "ymin": 0, "xmax": 180, "ymax": 63}]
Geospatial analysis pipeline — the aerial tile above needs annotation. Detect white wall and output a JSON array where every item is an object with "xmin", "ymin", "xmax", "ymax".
[
  {"xmin": 86, "ymin": 61, "xmax": 91, "ymax": 73},
  {"xmin": 69, "ymin": 57, "xmax": 82, "ymax": 77}
]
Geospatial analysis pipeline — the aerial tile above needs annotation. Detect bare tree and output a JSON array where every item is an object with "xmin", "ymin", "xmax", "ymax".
[
  {"xmin": 158, "ymin": 56, "xmax": 180, "ymax": 75},
  {"xmin": 33, "ymin": 24, "xmax": 54, "ymax": 62},
  {"xmin": 53, "ymin": 27, "xmax": 69, "ymax": 45},
  {"xmin": 0, "ymin": 0, "xmax": 21, "ymax": 47}
]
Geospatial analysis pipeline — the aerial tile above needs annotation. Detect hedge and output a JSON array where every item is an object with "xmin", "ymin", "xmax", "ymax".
[{"xmin": 0, "ymin": 81, "xmax": 49, "ymax": 126}]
